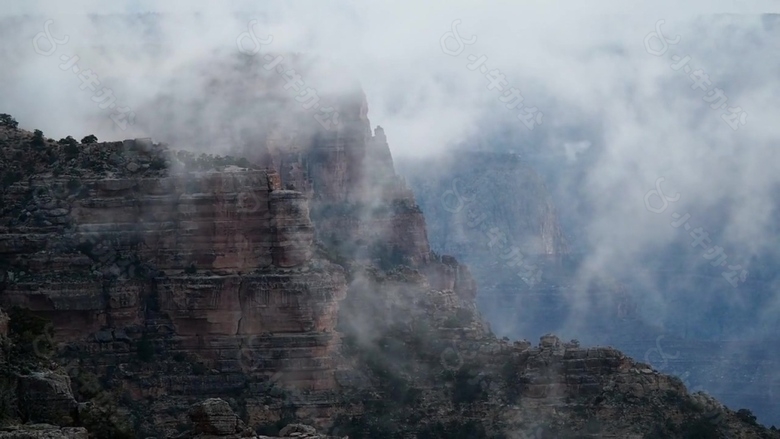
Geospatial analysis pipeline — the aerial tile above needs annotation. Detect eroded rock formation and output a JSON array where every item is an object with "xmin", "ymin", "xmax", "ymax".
[{"xmin": 0, "ymin": 73, "xmax": 777, "ymax": 438}]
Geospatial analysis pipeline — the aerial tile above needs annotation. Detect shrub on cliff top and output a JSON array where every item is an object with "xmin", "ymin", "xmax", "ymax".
[
  {"xmin": 0, "ymin": 114, "xmax": 18, "ymax": 129},
  {"xmin": 63, "ymin": 142, "xmax": 80, "ymax": 158},
  {"xmin": 58, "ymin": 136, "xmax": 78, "ymax": 146},
  {"xmin": 736, "ymin": 408, "xmax": 758, "ymax": 426},
  {"xmin": 81, "ymin": 134, "xmax": 97, "ymax": 144},
  {"xmin": 31, "ymin": 130, "xmax": 45, "ymax": 149}
]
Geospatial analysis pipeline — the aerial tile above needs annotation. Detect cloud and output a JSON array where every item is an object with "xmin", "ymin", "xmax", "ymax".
[
  {"xmin": 3, "ymin": 1, "xmax": 780, "ymax": 339},
  {"xmin": 563, "ymin": 141, "xmax": 591, "ymax": 163}
]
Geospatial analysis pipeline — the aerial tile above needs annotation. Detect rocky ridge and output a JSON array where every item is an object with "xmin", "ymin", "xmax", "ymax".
[{"xmin": 0, "ymin": 86, "xmax": 778, "ymax": 439}]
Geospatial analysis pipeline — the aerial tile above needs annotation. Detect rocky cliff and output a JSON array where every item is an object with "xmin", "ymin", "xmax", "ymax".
[
  {"xmin": 401, "ymin": 150, "xmax": 780, "ymax": 427},
  {"xmin": 399, "ymin": 151, "xmax": 567, "ymax": 291},
  {"xmin": 398, "ymin": 151, "xmax": 572, "ymax": 336},
  {"xmin": 0, "ymin": 84, "xmax": 777, "ymax": 439}
]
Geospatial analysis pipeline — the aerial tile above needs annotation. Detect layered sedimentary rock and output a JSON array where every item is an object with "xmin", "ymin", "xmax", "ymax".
[
  {"xmin": 16, "ymin": 372, "xmax": 79, "ymax": 426},
  {"xmin": 333, "ymin": 267, "xmax": 777, "ymax": 438},
  {"xmin": 184, "ymin": 398, "xmax": 343, "ymax": 438},
  {"xmin": 0, "ymin": 91, "xmax": 459, "ymax": 435},
  {"xmin": 0, "ymin": 425, "xmax": 88, "ymax": 439},
  {"xmin": 1, "ymin": 64, "xmax": 778, "ymax": 437},
  {"xmin": 404, "ymin": 149, "xmax": 780, "ymax": 427},
  {"xmin": 255, "ymin": 97, "xmax": 432, "ymax": 268},
  {"xmin": 139, "ymin": 55, "xmax": 433, "ymax": 269},
  {"xmin": 0, "ymin": 126, "xmax": 353, "ymax": 436}
]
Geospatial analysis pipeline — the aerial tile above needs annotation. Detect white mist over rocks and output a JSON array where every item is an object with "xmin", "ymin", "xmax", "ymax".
[{"xmin": 2, "ymin": 0, "xmax": 780, "ymax": 360}]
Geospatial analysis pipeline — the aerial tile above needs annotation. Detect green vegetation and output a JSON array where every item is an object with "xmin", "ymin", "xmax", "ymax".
[
  {"xmin": 369, "ymin": 243, "xmax": 406, "ymax": 270},
  {"xmin": 0, "ymin": 373, "xmax": 17, "ymax": 425},
  {"xmin": 174, "ymin": 150, "xmax": 255, "ymax": 171},
  {"xmin": 31, "ymin": 129, "xmax": 45, "ymax": 149},
  {"xmin": 736, "ymin": 408, "xmax": 758, "ymax": 426},
  {"xmin": 78, "ymin": 390, "xmax": 136, "ymax": 439},
  {"xmin": 501, "ymin": 356, "xmax": 527, "ymax": 403},
  {"xmin": 64, "ymin": 141, "xmax": 80, "ymax": 158},
  {"xmin": 69, "ymin": 365, "xmax": 103, "ymax": 399},
  {"xmin": 646, "ymin": 415, "xmax": 721, "ymax": 439},
  {"xmin": 1, "ymin": 171, "xmax": 22, "ymax": 188},
  {"xmin": 7, "ymin": 307, "xmax": 53, "ymax": 361},
  {"xmin": 0, "ymin": 308, "xmax": 54, "ymax": 423},
  {"xmin": 191, "ymin": 362, "xmax": 208, "ymax": 375},
  {"xmin": 416, "ymin": 420, "xmax": 492, "ymax": 439},
  {"xmin": 149, "ymin": 157, "xmax": 167, "ymax": 170},
  {"xmin": 136, "ymin": 333, "xmax": 154, "ymax": 362},
  {"xmin": 679, "ymin": 416, "xmax": 720, "ymax": 439},
  {"xmin": 58, "ymin": 136, "xmax": 78, "ymax": 146},
  {"xmin": 66, "ymin": 178, "xmax": 81, "ymax": 193},
  {"xmin": 451, "ymin": 364, "xmax": 488, "ymax": 404},
  {"xmin": 0, "ymin": 114, "xmax": 18, "ymax": 129},
  {"xmin": 442, "ymin": 308, "xmax": 474, "ymax": 328},
  {"xmin": 81, "ymin": 134, "xmax": 97, "ymax": 144}
]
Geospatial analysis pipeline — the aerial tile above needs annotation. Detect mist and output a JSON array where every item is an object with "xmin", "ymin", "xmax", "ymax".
[{"xmin": 3, "ymin": 0, "xmax": 780, "ymax": 398}]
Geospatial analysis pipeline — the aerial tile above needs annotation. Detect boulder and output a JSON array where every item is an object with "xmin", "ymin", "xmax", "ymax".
[
  {"xmin": 278, "ymin": 424, "xmax": 317, "ymax": 436},
  {"xmin": 189, "ymin": 398, "xmax": 239, "ymax": 436},
  {"xmin": 16, "ymin": 372, "xmax": 78, "ymax": 426}
]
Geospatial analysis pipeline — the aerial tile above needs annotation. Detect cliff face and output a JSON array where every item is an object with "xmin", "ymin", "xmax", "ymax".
[
  {"xmin": 399, "ymin": 151, "xmax": 571, "ymax": 336},
  {"xmin": 0, "ymin": 127, "xmax": 353, "ymax": 434},
  {"xmin": 0, "ymin": 88, "xmax": 460, "ymax": 436},
  {"xmin": 139, "ymin": 55, "xmax": 433, "ymax": 269},
  {"xmin": 403, "ymin": 150, "xmax": 780, "ymax": 427},
  {"xmin": 399, "ymin": 151, "xmax": 567, "ymax": 279},
  {"xmin": 0, "ymin": 80, "xmax": 777, "ymax": 438},
  {"xmin": 254, "ymin": 101, "xmax": 432, "ymax": 268}
]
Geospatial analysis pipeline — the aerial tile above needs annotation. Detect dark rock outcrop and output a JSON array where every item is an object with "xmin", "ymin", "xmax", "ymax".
[
  {"xmin": 16, "ymin": 372, "xmax": 77, "ymax": 426},
  {"xmin": 188, "ymin": 398, "xmax": 245, "ymax": 436},
  {"xmin": 0, "ymin": 424, "xmax": 88, "ymax": 439}
]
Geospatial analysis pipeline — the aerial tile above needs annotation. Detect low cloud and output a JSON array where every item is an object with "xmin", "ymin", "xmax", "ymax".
[{"xmin": 2, "ymin": 1, "xmax": 780, "ymax": 345}]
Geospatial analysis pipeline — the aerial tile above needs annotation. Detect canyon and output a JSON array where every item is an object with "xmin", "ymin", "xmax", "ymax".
[
  {"xmin": 0, "ymin": 70, "xmax": 778, "ymax": 437},
  {"xmin": 402, "ymin": 150, "xmax": 780, "ymax": 427}
]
